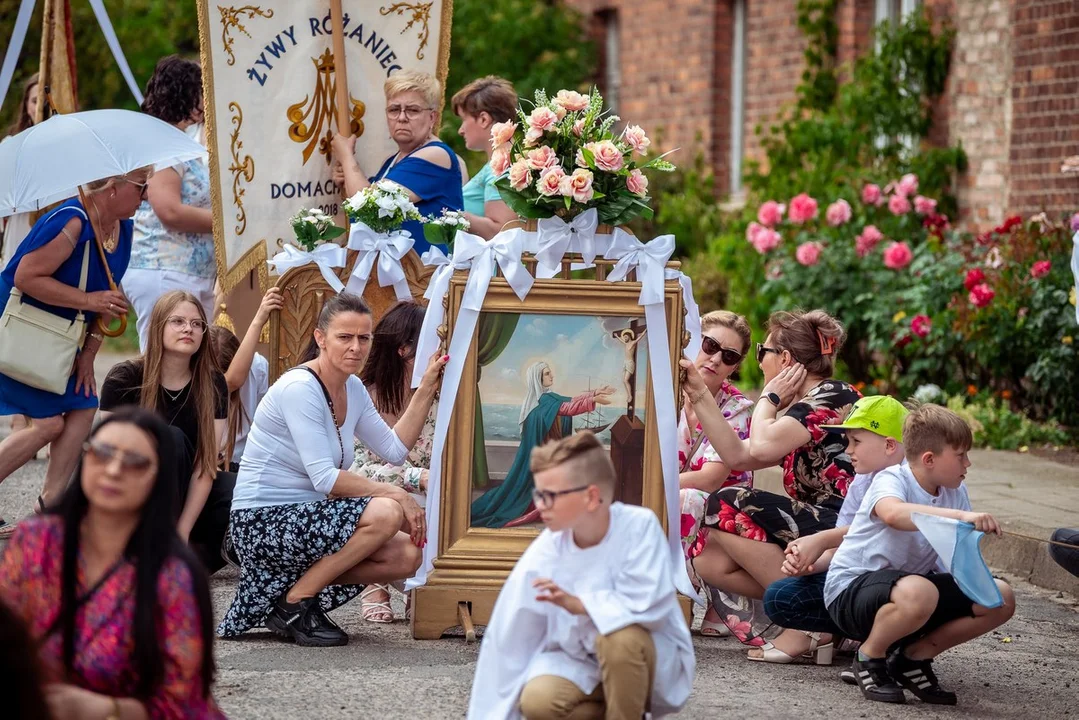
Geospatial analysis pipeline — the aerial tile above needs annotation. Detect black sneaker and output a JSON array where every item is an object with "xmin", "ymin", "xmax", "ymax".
[
  {"xmin": 840, "ymin": 662, "xmax": 857, "ymax": 685},
  {"xmin": 852, "ymin": 654, "xmax": 906, "ymax": 703},
  {"xmin": 887, "ymin": 649, "xmax": 958, "ymax": 705},
  {"xmin": 265, "ymin": 596, "xmax": 349, "ymax": 647}
]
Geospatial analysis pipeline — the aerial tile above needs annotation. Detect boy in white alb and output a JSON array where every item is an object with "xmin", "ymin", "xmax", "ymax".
[
  {"xmin": 467, "ymin": 432, "xmax": 695, "ymax": 720},
  {"xmin": 824, "ymin": 404, "xmax": 1015, "ymax": 705}
]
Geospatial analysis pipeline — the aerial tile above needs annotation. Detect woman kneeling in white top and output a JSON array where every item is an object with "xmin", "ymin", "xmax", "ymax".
[{"xmin": 217, "ymin": 292, "xmax": 446, "ymax": 646}]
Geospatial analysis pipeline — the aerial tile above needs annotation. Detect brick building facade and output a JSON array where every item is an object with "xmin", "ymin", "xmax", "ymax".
[{"xmin": 566, "ymin": 0, "xmax": 1079, "ymax": 228}]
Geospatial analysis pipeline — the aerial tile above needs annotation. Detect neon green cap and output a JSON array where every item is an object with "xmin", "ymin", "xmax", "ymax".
[{"xmin": 821, "ymin": 395, "xmax": 908, "ymax": 442}]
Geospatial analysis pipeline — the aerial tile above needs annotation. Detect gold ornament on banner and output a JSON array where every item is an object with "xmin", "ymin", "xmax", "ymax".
[
  {"xmin": 286, "ymin": 49, "xmax": 366, "ymax": 165},
  {"xmin": 380, "ymin": 2, "xmax": 434, "ymax": 60},
  {"xmin": 218, "ymin": 5, "xmax": 275, "ymax": 66},
  {"xmin": 228, "ymin": 102, "xmax": 254, "ymax": 235},
  {"xmin": 213, "ymin": 303, "xmax": 236, "ymax": 333}
]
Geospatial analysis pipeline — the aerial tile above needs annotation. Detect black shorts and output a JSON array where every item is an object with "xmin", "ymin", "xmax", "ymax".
[{"xmin": 827, "ymin": 570, "xmax": 976, "ymax": 644}]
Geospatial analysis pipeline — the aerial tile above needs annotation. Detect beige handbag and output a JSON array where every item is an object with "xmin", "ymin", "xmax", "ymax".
[{"xmin": 0, "ymin": 238, "xmax": 91, "ymax": 395}]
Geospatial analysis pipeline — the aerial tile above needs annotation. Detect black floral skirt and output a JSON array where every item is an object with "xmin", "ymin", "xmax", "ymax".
[{"xmin": 217, "ymin": 497, "xmax": 371, "ymax": 638}]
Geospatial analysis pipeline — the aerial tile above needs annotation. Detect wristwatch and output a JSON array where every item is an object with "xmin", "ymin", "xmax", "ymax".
[{"xmin": 763, "ymin": 392, "xmax": 782, "ymax": 407}]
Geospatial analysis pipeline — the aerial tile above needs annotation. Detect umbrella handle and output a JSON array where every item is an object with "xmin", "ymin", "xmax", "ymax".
[{"xmin": 97, "ymin": 313, "xmax": 126, "ymax": 338}]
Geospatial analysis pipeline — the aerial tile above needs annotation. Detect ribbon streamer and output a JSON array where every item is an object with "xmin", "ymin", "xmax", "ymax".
[
  {"xmin": 411, "ymin": 246, "xmax": 462, "ymax": 388},
  {"xmin": 0, "ymin": 0, "xmax": 37, "ymax": 116},
  {"xmin": 535, "ymin": 208, "xmax": 602, "ymax": 278},
  {"xmin": 267, "ymin": 243, "xmax": 346, "ymax": 293},
  {"xmin": 667, "ymin": 268, "xmax": 703, "ymax": 358},
  {"xmin": 87, "ymin": 0, "xmax": 145, "ymax": 105},
  {"xmin": 344, "ymin": 222, "xmax": 415, "ymax": 300}
]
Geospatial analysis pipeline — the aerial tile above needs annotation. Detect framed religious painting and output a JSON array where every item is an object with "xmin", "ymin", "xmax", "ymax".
[{"xmin": 410, "ymin": 270, "xmax": 688, "ymax": 639}]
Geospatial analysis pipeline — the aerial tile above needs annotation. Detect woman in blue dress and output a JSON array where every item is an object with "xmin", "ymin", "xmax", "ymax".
[
  {"xmin": 331, "ymin": 70, "xmax": 466, "ymax": 255},
  {"xmin": 0, "ymin": 170, "xmax": 148, "ymax": 536}
]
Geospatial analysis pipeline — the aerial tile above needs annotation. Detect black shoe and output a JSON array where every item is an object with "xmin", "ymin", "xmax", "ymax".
[
  {"xmin": 887, "ymin": 649, "xmax": 958, "ymax": 705},
  {"xmin": 265, "ymin": 596, "xmax": 349, "ymax": 647},
  {"xmin": 840, "ymin": 663, "xmax": 857, "ymax": 685},
  {"xmin": 852, "ymin": 654, "xmax": 906, "ymax": 703}
]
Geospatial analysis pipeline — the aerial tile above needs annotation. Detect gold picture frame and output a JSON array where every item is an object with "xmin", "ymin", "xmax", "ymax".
[{"xmin": 411, "ymin": 269, "xmax": 688, "ymax": 639}]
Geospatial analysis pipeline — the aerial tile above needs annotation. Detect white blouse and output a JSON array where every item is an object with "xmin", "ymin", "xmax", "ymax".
[{"xmin": 231, "ymin": 368, "xmax": 408, "ymax": 510}]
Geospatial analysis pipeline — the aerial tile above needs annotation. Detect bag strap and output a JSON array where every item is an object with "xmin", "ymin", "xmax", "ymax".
[
  {"xmin": 680, "ymin": 430, "xmax": 709, "ymax": 473},
  {"xmin": 296, "ymin": 365, "xmax": 334, "ymax": 409}
]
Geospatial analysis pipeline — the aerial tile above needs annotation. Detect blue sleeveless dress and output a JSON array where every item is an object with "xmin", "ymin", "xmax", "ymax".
[
  {"xmin": 371, "ymin": 140, "xmax": 464, "ymax": 255},
  {"xmin": 0, "ymin": 199, "xmax": 133, "ymax": 416}
]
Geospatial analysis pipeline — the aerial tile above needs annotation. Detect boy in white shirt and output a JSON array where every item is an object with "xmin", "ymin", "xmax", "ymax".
[
  {"xmin": 467, "ymin": 432, "xmax": 695, "ymax": 720},
  {"xmin": 824, "ymin": 404, "xmax": 1015, "ymax": 705}
]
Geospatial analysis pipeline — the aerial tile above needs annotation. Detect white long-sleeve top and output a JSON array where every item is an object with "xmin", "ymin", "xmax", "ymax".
[
  {"xmin": 231, "ymin": 367, "xmax": 408, "ymax": 510},
  {"xmin": 468, "ymin": 503, "xmax": 696, "ymax": 719}
]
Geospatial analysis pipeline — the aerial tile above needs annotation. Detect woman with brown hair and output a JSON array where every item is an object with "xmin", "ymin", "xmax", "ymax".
[
  {"xmin": 99, "ymin": 290, "xmax": 231, "ymax": 573},
  {"xmin": 1, "ymin": 72, "xmax": 40, "ymax": 269},
  {"xmin": 680, "ymin": 308, "xmax": 861, "ymax": 660}
]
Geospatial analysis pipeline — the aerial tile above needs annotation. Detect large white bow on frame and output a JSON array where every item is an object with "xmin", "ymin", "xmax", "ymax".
[
  {"xmin": 344, "ymin": 222, "xmax": 415, "ymax": 300},
  {"xmin": 534, "ymin": 208, "xmax": 606, "ymax": 278},
  {"xmin": 267, "ymin": 243, "xmax": 347, "ymax": 293}
]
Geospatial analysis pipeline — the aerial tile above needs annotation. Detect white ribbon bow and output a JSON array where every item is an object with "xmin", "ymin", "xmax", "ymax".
[
  {"xmin": 535, "ymin": 208, "xmax": 601, "ymax": 278},
  {"xmin": 411, "ymin": 245, "xmax": 470, "ymax": 388},
  {"xmin": 453, "ymin": 230, "xmax": 534, "ymax": 310},
  {"xmin": 344, "ymin": 222, "xmax": 415, "ymax": 300},
  {"xmin": 604, "ymin": 229, "xmax": 676, "ymax": 305},
  {"xmin": 267, "ymin": 243, "xmax": 347, "ymax": 293}
]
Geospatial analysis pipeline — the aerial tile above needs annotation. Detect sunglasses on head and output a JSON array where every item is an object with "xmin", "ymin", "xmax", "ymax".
[
  {"xmin": 701, "ymin": 335, "xmax": 744, "ymax": 365},
  {"xmin": 83, "ymin": 440, "xmax": 154, "ymax": 472}
]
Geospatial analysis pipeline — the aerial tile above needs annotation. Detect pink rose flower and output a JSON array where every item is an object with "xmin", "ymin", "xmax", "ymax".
[
  {"xmin": 888, "ymin": 193, "xmax": 912, "ymax": 215},
  {"xmin": 897, "ymin": 173, "xmax": 919, "ymax": 197},
  {"xmin": 552, "ymin": 104, "xmax": 567, "ymax": 121},
  {"xmin": 490, "ymin": 143, "xmax": 512, "ymax": 176},
  {"xmin": 911, "ymin": 314, "xmax": 932, "ymax": 338},
  {"xmin": 572, "ymin": 118, "xmax": 586, "ymax": 137},
  {"xmin": 526, "ymin": 106, "xmax": 558, "ymax": 134},
  {"xmin": 882, "ymin": 241, "xmax": 913, "ymax": 270},
  {"xmin": 757, "ymin": 200, "xmax": 785, "ymax": 228},
  {"xmin": 1030, "ymin": 260, "xmax": 1052, "ymax": 279},
  {"xmin": 559, "ymin": 168, "xmax": 595, "ymax": 203},
  {"xmin": 553, "ymin": 89, "xmax": 589, "ymax": 112},
  {"xmin": 825, "ymin": 199, "xmax": 852, "ymax": 227},
  {"xmin": 751, "ymin": 228, "xmax": 782, "ymax": 254},
  {"xmin": 626, "ymin": 169, "xmax": 648, "ymax": 196},
  {"xmin": 795, "ymin": 241, "xmax": 824, "ymax": 266},
  {"xmin": 489, "ymin": 121, "xmax": 517, "ymax": 148},
  {"xmin": 746, "ymin": 221, "xmax": 764, "ymax": 244},
  {"xmin": 623, "ymin": 124, "xmax": 651, "ymax": 154},
  {"xmin": 535, "ymin": 166, "xmax": 566, "ymax": 197},
  {"xmin": 590, "ymin": 140, "xmax": 625, "ymax": 172},
  {"xmin": 969, "ymin": 283, "xmax": 995, "ymax": 308},
  {"xmin": 854, "ymin": 224, "xmax": 884, "ymax": 257},
  {"xmin": 524, "ymin": 127, "xmax": 543, "ymax": 147},
  {"xmin": 525, "ymin": 145, "xmax": 559, "ymax": 171},
  {"xmin": 913, "ymin": 195, "xmax": 937, "ymax": 215},
  {"xmin": 788, "ymin": 193, "xmax": 819, "ymax": 224},
  {"xmin": 861, "ymin": 183, "xmax": 882, "ymax": 206},
  {"xmin": 963, "ymin": 268, "xmax": 985, "ymax": 291},
  {"xmin": 508, "ymin": 159, "xmax": 532, "ymax": 191}
]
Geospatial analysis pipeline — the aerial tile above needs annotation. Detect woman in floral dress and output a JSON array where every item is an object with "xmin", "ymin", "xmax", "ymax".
[
  {"xmin": 680, "ymin": 309, "xmax": 861, "ymax": 661},
  {"xmin": 678, "ymin": 311, "xmax": 754, "ymax": 636}
]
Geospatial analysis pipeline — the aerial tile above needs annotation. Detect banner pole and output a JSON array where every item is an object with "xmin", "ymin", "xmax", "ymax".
[{"xmin": 329, "ymin": 0, "xmax": 350, "ymax": 135}]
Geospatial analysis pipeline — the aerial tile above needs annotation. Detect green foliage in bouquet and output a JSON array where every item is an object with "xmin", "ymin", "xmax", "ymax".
[
  {"xmin": 422, "ymin": 209, "xmax": 471, "ymax": 250},
  {"xmin": 288, "ymin": 207, "xmax": 346, "ymax": 252}
]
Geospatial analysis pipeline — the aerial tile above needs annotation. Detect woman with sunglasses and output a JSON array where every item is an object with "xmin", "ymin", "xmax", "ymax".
[
  {"xmin": 678, "ymin": 311, "xmax": 755, "ymax": 637},
  {"xmin": 0, "ymin": 169, "xmax": 148, "ymax": 539},
  {"xmin": 332, "ymin": 70, "xmax": 466, "ymax": 255},
  {"xmin": 680, "ymin": 309, "xmax": 861, "ymax": 662},
  {"xmin": 123, "ymin": 55, "xmax": 215, "ymax": 351},
  {"xmin": 0, "ymin": 406, "xmax": 224, "ymax": 718},
  {"xmin": 100, "ymin": 290, "xmax": 231, "ymax": 575}
]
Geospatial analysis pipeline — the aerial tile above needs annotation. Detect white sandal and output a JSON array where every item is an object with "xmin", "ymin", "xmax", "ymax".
[
  {"xmin": 699, "ymin": 617, "xmax": 731, "ymax": 637},
  {"xmin": 747, "ymin": 632, "xmax": 833, "ymax": 665},
  {"xmin": 360, "ymin": 584, "xmax": 394, "ymax": 623}
]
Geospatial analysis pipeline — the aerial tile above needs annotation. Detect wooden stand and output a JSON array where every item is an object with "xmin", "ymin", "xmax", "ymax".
[{"xmin": 610, "ymin": 415, "xmax": 645, "ymax": 505}]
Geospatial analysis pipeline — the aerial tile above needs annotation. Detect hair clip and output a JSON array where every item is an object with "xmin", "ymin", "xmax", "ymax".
[{"xmin": 818, "ymin": 329, "xmax": 836, "ymax": 355}]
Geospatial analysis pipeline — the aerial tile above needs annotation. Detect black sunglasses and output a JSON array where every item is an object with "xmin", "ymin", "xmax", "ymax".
[
  {"xmin": 83, "ymin": 440, "xmax": 154, "ymax": 472},
  {"xmin": 701, "ymin": 336, "xmax": 744, "ymax": 366},
  {"xmin": 531, "ymin": 485, "xmax": 592, "ymax": 508},
  {"xmin": 756, "ymin": 342, "xmax": 780, "ymax": 365}
]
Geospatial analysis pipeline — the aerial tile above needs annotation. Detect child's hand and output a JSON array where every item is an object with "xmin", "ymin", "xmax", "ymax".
[
  {"xmin": 254, "ymin": 286, "xmax": 284, "ymax": 326},
  {"xmin": 782, "ymin": 534, "xmax": 828, "ymax": 576},
  {"xmin": 959, "ymin": 511, "xmax": 1001, "ymax": 535},
  {"xmin": 533, "ymin": 578, "xmax": 586, "ymax": 615}
]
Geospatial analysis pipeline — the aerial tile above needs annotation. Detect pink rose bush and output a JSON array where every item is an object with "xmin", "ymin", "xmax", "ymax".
[
  {"xmin": 882, "ymin": 241, "xmax": 913, "ymax": 269},
  {"xmin": 856, "ymin": 225, "xmax": 884, "ymax": 257},
  {"xmin": 910, "ymin": 314, "xmax": 932, "ymax": 338},
  {"xmin": 795, "ymin": 241, "xmax": 823, "ymax": 266},
  {"xmin": 788, "ymin": 193, "xmax": 819, "ymax": 223},
  {"xmin": 888, "ymin": 193, "xmax": 912, "ymax": 216},
  {"xmin": 969, "ymin": 283, "xmax": 995, "ymax": 308},
  {"xmin": 914, "ymin": 195, "xmax": 937, "ymax": 215},
  {"xmin": 826, "ymin": 199, "xmax": 852, "ymax": 226},
  {"xmin": 492, "ymin": 87, "xmax": 674, "ymax": 224},
  {"xmin": 757, "ymin": 200, "xmax": 785, "ymax": 228},
  {"xmin": 1030, "ymin": 260, "xmax": 1051, "ymax": 279},
  {"xmin": 862, "ymin": 183, "xmax": 883, "ymax": 206}
]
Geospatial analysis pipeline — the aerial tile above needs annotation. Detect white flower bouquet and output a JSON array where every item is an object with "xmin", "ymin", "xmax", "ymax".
[
  {"xmin": 343, "ymin": 180, "xmax": 422, "ymax": 235},
  {"xmin": 422, "ymin": 209, "xmax": 471, "ymax": 249},
  {"xmin": 288, "ymin": 207, "xmax": 346, "ymax": 251}
]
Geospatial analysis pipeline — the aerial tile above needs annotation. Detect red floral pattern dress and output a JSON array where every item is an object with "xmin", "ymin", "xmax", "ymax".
[{"xmin": 0, "ymin": 517, "xmax": 225, "ymax": 719}]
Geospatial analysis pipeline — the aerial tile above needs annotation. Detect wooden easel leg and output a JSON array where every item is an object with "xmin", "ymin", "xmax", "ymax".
[{"xmin": 458, "ymin": 602, "xmax": 477, "ymax": 643}]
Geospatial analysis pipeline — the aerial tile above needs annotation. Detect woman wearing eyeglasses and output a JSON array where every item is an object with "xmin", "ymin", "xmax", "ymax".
[
  {"xmin": 679, "ymin": 309, "xmax": 861, "ymax": 662},
  {"xmin": 0, "ymin": 170, "xmax": 147, "ymax": 539},
  {"xmin": 0, "ymin": 406, "xmax": 225, "ymax": 718},
  {"xmin": 331, "ymin": 70, "xmax": 466, "ymax": 255},
  {"xmin": 100, "ymin": 290, "xmax": 231, "ymax": 574},
  {"xmin": 123, "ymin": 56, "xmax": 215, "ymax": 351}
]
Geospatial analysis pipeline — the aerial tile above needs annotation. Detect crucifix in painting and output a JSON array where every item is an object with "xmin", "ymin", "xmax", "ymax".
[{"xmin": 611, "ymin": 318, "xmax": 647, "ymax": 417}]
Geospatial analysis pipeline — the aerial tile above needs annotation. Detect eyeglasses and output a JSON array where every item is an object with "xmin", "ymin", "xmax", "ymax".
[
  {"xmin": 701, "ymin": 336, "xmax": 744, "ymax": 366},
  {"xmin": 756, "ymin": 342, "xmax": 780, "ymax": 365},
  {"xmin": 386, "ymin": 104, "xmax": 433, "ymax": 120},
  {"xmin": 166, "ymin": 316, "xmax": 207, "ymax": 333},
  {"xmin": 531, "ymin": 485, "xmax": 592, "ymax": 509},
  {"xmin": 123, "ymin": 178, "xmax": 149, "ymax": 201},
  {"xmin": 83, "ymin": 440, "xmax": 154, "ymax": 472}
]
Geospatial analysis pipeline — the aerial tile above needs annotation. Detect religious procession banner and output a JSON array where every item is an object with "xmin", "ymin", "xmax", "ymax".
[{"xmin": 196, "ymin": 0, "xmax": 453, "ymax": 293}]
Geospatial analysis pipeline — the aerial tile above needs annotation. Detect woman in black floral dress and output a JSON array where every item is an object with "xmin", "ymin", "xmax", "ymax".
[{"xmin": 680, "ymin": 309, "xmax": 861, "ymax": 660}]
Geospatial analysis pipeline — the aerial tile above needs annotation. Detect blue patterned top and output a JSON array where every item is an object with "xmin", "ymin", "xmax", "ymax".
[{"xmin": 129, "ymin": 159, "xmax": 215, "ymax": 278}]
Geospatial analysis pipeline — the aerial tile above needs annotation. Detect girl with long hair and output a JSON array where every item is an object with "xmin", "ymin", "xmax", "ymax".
[
  {"xmin": 1, "ymin": 72, "xmax": 40, "ymax": 269},
  {"xmin": 100, "ymin": 290, "xmax": 231, "ymax": 573},
  {"xmin": 0, "ymin": 407, "xmax": 223, "ymax": 718}
]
